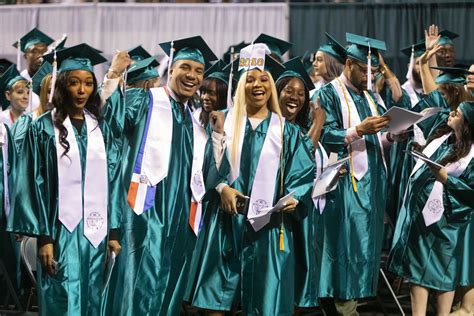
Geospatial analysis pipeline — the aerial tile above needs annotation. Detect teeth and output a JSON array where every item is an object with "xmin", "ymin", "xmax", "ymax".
[
  {"xmin": 286, "ymin": 103, "xmax": 298, "ymax": 108},
  {"xmin": 183, "ymin": 82, "xmax": 195, "ymax": 88}
]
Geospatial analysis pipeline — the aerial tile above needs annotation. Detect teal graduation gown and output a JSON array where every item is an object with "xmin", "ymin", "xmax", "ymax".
[
  {"xmin": 388, "ymin": 137, "xmax": 474, "ymax": 291},
  {"xmin": 186, "ymin": 113, "xmax": 314, "ymax": 315},
  {"xmin": 7, "ymin": 112, "xmax": 123, "ymax": 316},
  {"xmin": 103, "ymin": 88, "xmax": 201, "ymax": 316},
  {"xmin": 316, "ymin": 84, "xmax": 388, "ymax": 300}
]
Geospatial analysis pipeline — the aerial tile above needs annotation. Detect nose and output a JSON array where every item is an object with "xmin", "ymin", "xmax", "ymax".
[{"xmin": 78, "ymin": 83, "xmax": 85, "ymax": 94}]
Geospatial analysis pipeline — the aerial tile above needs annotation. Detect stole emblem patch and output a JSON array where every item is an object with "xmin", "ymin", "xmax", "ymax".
[
  {"xmin": 252, "ymin": 199, "xmax": 268, "ymax": 214},
  {"xmin": 86, "ymin": 212, "xmax": 104, "ymax": 230}
]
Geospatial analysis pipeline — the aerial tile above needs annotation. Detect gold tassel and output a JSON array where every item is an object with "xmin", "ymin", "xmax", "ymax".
[
  {"xmin": 351, "ymin": 174, "xmax": 358, "ymax": 192},
  {"xmin": 279, "ymin": 223, "xmax": 285, "ymax": 251}
]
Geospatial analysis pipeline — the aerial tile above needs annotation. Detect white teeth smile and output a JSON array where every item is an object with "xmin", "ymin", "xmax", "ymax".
[
  {"xmin": 183, "ymin": 82, "xmax": 195, "ymax": 88},
  {"xmin": 252, "ymin": 91, "xmax": 264, "ymax": 96},
  {"xmin": 286, "ymin": 102, "xmax": 298, "ymax": 109}
]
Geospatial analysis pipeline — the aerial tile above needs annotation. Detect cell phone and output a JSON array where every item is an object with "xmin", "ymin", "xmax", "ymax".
[{"xmin": 236, "ymin": 195, "xmax": 250, "ymax": 214}]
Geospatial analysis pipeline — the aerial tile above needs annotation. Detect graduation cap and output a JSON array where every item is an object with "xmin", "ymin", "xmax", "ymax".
[
  {"xmin": 301, "ymin": 51, "xmax": 314, "ymax": 75},
  {"xmin": 277, "ymin": 57, "xmax": 315, "ymax": 90},
  {"xmin": 127, "ymin": 55, "xmax": 160, "ymax": 85},
  {"xmin": 438, "ymin": 30, "xmax": 459, "ymax": 46},
  {"xmin": 431, "ymin": 66, "xmax": 473, "ymax": 85},
  {"xmin": 31, "ymin": 61, "xmax": 52, "ymax": 95},
  {"xmin": 0, "ymin": 64, "xmax": 28, "ymax": 110},
  {"xmin": 222, "ymin": 41, "xmax": 249, "ymax": 64},
  {"xmin": 319, "ymin": 32, "xmax": 347, "ymax": 64},
  {"xmin": 44, "ymin": 34, "xmax": 68, "ymax": 56},
  {"xmin": 346, "ymin": 33, "xmax": 386, "ymax": 67},
  {"xmin": 253, "ymin": 33, "xmax": 292, "ymax": 61},
  {"xmin": 159, "ymin": 36, "xmax": 218, "ymax": 67},
  {"xmin": 0, "ymin": 59, "xmax": 13, "ymax": 75},
  {"xmin": 43, "ymin": 43, "xmax": 107, "ymax": 73},
  {"xmin": 400, "ymin": 40, "xmax": 426, "ymax": 58},
  {"xmin": 205, "ymin": 60, "xmax": 230, "ymax": 86},
  {"xmin": 128, "ymin": 45, "xmax": 153, "ymax": 62},
  {"xmin": 459, "ymin": 101, "xmax": 474, "ymax": 128},
  {"xmin": 12, "ymin": 28, "xmax": 54, "ymax": 53}
]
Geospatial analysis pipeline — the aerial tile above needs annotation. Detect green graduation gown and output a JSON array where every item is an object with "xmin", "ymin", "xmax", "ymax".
[
  {"xmin": 186, "ymin": 113, "xmax": 314, "ymax": 315},
  {"xmin": 103, "ymin": 88, "xmax": 201, "ymax": 315},
  {"xmin": 388, "ymin": 136, "xmax": 474, "ymax": 291},
  {"xmin": 316, "ymin": 84, "xmax": 388, "ymax": 300},
  {"xmin": 7, "ymin": 112, "xmax": 123, "ymax": 316}
]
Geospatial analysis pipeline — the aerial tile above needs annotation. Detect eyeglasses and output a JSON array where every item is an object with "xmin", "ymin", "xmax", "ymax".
[{"xmin": 352, "ymin": 61, "xmax": 381, "ymax": 77}]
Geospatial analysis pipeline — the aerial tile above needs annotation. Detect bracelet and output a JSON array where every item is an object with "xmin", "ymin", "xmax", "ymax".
[{"xmin": 379, "ymin": 64, "xmax": 388, "ymax": 76}]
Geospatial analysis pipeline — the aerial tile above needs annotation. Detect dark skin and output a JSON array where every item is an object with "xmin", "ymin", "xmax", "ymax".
[{"xmin": 24, "ymin": 43, "xmax": 48, "ymax": 77}]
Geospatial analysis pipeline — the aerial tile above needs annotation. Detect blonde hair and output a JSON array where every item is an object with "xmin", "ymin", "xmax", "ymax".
[
  {"xmin": 36, "ymin": 74, "xmax": 52, "ymax": 117},
  {"xmin": 229, "ymin": 70, "xmax": 283, "ymax": 167}
]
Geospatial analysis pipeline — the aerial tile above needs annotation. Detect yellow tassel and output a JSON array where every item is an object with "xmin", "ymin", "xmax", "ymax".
[
  {"xmin": 351, "ymin": 174, "xmax": 358, "ymax": 192},
  {"xmin": 279, "ymin": 224, "xmax": 285, "ymax": 251}
]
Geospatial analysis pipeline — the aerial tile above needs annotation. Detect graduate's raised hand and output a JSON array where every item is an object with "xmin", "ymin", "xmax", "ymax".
[
  {"xmin": 310, "ymin": 97, "xmax": 326, "ymax": 130},
  {"xmin": 220, "ymin": 186, "xmax": 245, "ymax": 215},
  {"xmin": 108, "ymin": 239, "xmax": 121, "ymax": 257},
  {"xmin": 356, "ymin": 116, "xmax": 390, "ymax": 135},
  {"xmin": 210, "ymin": 111, "xmax": 225, "ymax": 134},
  {"xmin": 424, "ymin": 24, "xmax": 441, "ymax": 51},
  {"xmin": 38, "ymin": 242, "xmax": 55, "ymax": 276},
  {"xmin": 108, "ymin": 50, "xmax": 131, "ymax": 79},
  {"xmin": 419, "ymin": 45, "xmax": 442, "ymax": 65},
  {"xmin": 281, "ymin": 198, "xmax": 299, "ymax": 213}
]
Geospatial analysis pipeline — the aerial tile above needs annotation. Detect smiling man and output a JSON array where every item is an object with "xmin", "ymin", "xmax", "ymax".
[{"xmin": 102, "ymin": 36, "xmax": 218, "ymax": 316}]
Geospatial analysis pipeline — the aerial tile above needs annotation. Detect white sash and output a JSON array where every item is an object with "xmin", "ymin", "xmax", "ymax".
[
  {"xmin": 312, "ymin": 142, "xmax": 328, "ymax": 214},
  {"xmin": 422, "ymin": 143, "xmax": 474, "ymax": 226},
  {"xmin": 247, "ymin": 113, "xmax": 284, "ymax": 231},
  {"xmin": 1, "ymin": 124, "xmax": 10, "ymax": 218},
  {"xmin": 54, "ymin": 110, "xmax": 108, "ymax": 248},
  {"xmin": 142, "ymin": 87, "xmax": 174, "ymax": 186},
  {"xmin": 331, "ymin": 78, "xmax": 367, "ymax": 180},
  {"xmin": 364, "ymin": 91, "xmax": 387, "ymax": 172},
  {"xmin": 402, "ymin": 81, "xmax": 426, "ymax": 144},
  {"xmin": 411, "ymin": 133, "xmax": 452, "ymax": 177},
  {"xmin": 190, "ymin": 107, "xmax": 208, "ymax": 202}
]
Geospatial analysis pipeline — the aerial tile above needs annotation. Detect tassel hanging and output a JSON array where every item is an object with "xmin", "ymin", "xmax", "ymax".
[
  {"xmin": 227, "ymin": 47, "xmax": 234, "ymax": 109},
  {"xmin": 16, "ymin": 39, "xmax": 21, "ymax": 72},
  {"xmin": 48, "ymin": 50, "xmax": 58, "ymax": 104},
  {"xmin": 367, "ymin": 42, "xmax": 372, "ymax": 91},
  {"xmin": 279, "ymin": 222, "xmax": 285, "ymax": 251},
  {"xmin": 167, "ymin": 41, "xmax": 174, "ymax": 86},
  {"xmin": 406, "ymin": 44, "xmax": 415, "ymax": 81}
]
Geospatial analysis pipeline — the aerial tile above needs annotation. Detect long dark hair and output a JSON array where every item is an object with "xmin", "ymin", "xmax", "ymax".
[
  {"xmin": 440, "ymin": 83, "xmax": 474, "ymax": 110},
  {"xmin": 276, "ymin": 76, "xmax": 310, "ymax": 130},
  {"xmin": 199, "ymin": 78, "xmax": 228, "ymax": 126},
  {"xmin": 413, "ymin": 122, "xmax": 474, "ymax": 166},
  {"xmin": 52, "ymin": 71, "xmax": 102, "ymax": 156}
]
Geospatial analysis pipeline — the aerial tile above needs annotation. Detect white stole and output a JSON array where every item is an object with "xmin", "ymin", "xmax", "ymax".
[
  {"xmin": 402, "ymin": 81, "xmax": 426, "ymax": 144},
  {"xmin": 312, "ymin": 142, "xmax": 328, "ymax": 214},
  {"xmin": 421, "ymin": 139, "xmax": 474, "ymax": 226},
  {"xmin": 54, "ymin": 110, "xmax": 108, "ymax": 248},
  {"xmin": 224, "ymin": 111, "xmax": 284, "ymax": 231},
  {"xmin": 1, "ymin": 124, "xmax": 10, "ymax": 218}
]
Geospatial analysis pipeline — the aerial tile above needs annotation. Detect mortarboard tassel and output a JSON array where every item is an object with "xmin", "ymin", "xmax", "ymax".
[
  {"xmin": 49, "ymin": 50, "xmax": 58, "ymax": 105},
  {"xmin": 367, "ymin": 42, "xmax": 372, "ymax": 91},
  {"xmin": 122, "ymin": 68, "xmax": 128, "ymax": 105},
  {"xmin": 16, "ymin": 39, "xmax": 21, "ymax": 72},
  {"xmin": 227, "ymin": 47, "xmax": 234, "ymax": 109},
  {"xmin": 406, "ymin": 44, "xmax": 415, "ymax": 81},
  {"xmin": 167, "ymin": 41, "xmax": 174, "ymax": 86}
]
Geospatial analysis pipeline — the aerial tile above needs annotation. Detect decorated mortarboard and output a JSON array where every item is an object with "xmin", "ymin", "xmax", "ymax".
[
  {"xmin": 127, "ymin": 45, "xmax": 153, "ymax": 62},
  {"xmin": 277, "ymin": 57, "xmax": 315, "ymax": 90},
  {"xmin": 44, "ymin": 34, "xmax": 68, "ymax": 56},
  {"xmin": 127, "ymin": 55, "xmax": 160, "ymax": 85},
  {"xmin": 253, "ymin": 33, "xmax": 292, "ymax": 61},
  {"xmin": 223, "ymin": 41, "xmax": 249, "ymax": 64},
  {"xmin": 205, "ymin": 60, "xmax": 230, "ymax": 86},
  {"xmin": 459, "ymin": 101, "xmax": 474, "ymax": 128},
  {"xmin": 12, "ymin": 28, "xmax": 54, "ymax": 53},
  {"xmin": 0, "ymin": 59, "xmax": 13, "ymax": 75},
  {"xmin": 228, "ymin": 43, "xmax": 285, "ymax": 81},
  {"xmin": 159, "ymin": 36, "xmax": 218, "ymax": 67},
  {"xmin": 0, "ymin": 64, "xmax": 28, "ymax": 109},
  {"xmin": 319, "ymin": 32, "xmax": 347, "ymax": 64},
  {"xmin": 431, "ymin": 66, "xmax": 473, "ymax": 85},
  {"xmin": 400, "ymin": 39, "xmax": 426, "ymax": 58},
  {"xmin": 301, "ymin": 51, "xmax": 314, "ymax": 75},
  {"xmin": 438, "ymin": 30, "xmax": 459, "ymax": 46},
  {"xmin": 31, "ymin": 61, "xmax": 52, "ymax": 95},
  {"xmin": 43, "ymin": 43, "xmax": 107, "ymax": 73}
]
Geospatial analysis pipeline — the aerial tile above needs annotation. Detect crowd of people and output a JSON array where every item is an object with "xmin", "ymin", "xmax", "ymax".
[{"xmin": 0, "ymin": 24, "xmax": 473, "ymax": 316}]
